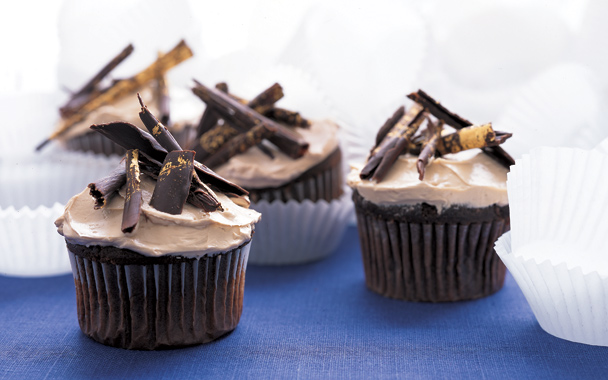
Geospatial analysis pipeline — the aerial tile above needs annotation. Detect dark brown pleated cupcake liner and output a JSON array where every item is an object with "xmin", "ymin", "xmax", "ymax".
[
  {"xmin": 67, "ymin": 243, "xmax": 250, "ymax": 350},
  {"xmin": 354, "ymin": 204, "xmax": 508, "ymax": 302},
  {"xmin": 247, "ymin": 148, "xmax": 343, "ymax": 203}
]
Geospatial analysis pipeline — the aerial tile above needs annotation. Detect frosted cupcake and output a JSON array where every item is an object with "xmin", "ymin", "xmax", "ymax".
[
  {"xmin": 37, "ymin": 40, "xmax": 195, "ymax": 155},
  {"xmin": 189, "ymin": 81, "xmax": 349, "ymax": 265},
  {"xmin": 55, "ymin": 98, "xmax": 260, "ymax": 349},
  {"xmin": 348, "ymin": 90, "xmax": 514, "ymax": 302}
]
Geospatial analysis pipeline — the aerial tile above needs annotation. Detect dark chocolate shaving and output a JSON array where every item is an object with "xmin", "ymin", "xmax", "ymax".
[
  {"xmin": 137, "ymin": 93, "xmax": 181, "ymax": 151},
  {"xmin": 246, "ymin": 83, "xmax": 284, "ymax": 114},
  {"xmin": 192, "ymin": 80, "xmax": 309, "ymax": 159},
  {"xmin": 150, "ymin": 150, "xmax": 195, "ymax": 215},
  {"xmin": 264, "ymin": 107, "xmax": 310, "ymax": 128},
  {"xmin": 88, "ymin": 162, "xmax": 126, "ymax": 209},
  {"xmin": 121, "ymin": 149, "xmax": 143, "ymax": 233},
  {"xmin": 360, "ymin": 103, "xmax": 425, "ymax": 180},
  {"xmin": 205, "ymin": 123, "xmax": 276, "ymax": 168},
  {"xmin": 374, "ymin": 106, "xmax": 405, "ymax": 148},
  {"xmin": 417, "ymin": 118, "xmax": 444, "ymax": 180},
  {"xmin": 192, "ymin": 161, "xmax": 248, "ymax": 197},
  {"xmin": 90, "ymin": 122, "xmax": 167, "ymax": 162},
  {"xmin": 60, "ymin": 44, "xmax": 134, "ymax": 118}
]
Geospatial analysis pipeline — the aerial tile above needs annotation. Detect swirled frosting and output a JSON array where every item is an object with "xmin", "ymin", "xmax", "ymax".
[
  {"xmin": 347, "ymin": 150, "xmax": 508, "ymax": 211},
  {"xmin": 55, "ymin": 175, "xmax": 261, "ymax": 257},
  {"xmin": 214, "ymin": 119, "xmax": 340, "ymax": 188}
]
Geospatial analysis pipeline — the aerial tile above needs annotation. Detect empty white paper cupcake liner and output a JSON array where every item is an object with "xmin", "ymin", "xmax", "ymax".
[
  {"xmin": 0, "ymin": 203, "xmax": 69, "ymax": 277},
  {"xmin": 247, "ymin": 188, "xmax": 352, "ymax": 265},
  {"xmin": 499, "ymin": 146, "xmax": 608, "ymax": 346},
  {"xmin": 496, "ymin": 232, "xmax": 608, "ymax": 346},
  {"xmin": 0, "ymin": 151, "xmax": 120, "ymax": 277}
]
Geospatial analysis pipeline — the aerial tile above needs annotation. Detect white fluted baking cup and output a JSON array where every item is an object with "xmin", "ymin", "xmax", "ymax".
[
  {"xmin": 0, "ymin": 151, "xmax": 119, "ymax": 277},
  {"xmin": 0, "ymin": 204, "xmax": 68, "ymax": 277},
  {"xmin": 498, "ymin": 146, "xmax": 608, "ymax": 346},
  {"xmin": 248, "ymin": 189, "xmax": 353, "ymax": 265}
]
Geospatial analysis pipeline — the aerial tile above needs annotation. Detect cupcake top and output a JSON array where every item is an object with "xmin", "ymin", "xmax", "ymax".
[
  {"xmin": 56, "ymin": 175, "xmax": 259, "ymax": 257},
  {"xmin": 348, "ymin": 90, "xmax": 513, "ymax": 211},
  {"xmin": 189, "ymin": 81, "xmax": 339, "ymax": 188},
  {"xmin": 55, "ymin": 95, "xmax": 260, "ymax": 258}
]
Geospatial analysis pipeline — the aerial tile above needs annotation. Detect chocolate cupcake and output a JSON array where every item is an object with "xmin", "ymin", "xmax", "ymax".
[
  {"xmin": 38, "ymin": 40, "xmax": 195, "ymax": 156},
  {"xmin": 55, "ymin": 98, "xmax": 260, "ymax": 349},
  {"xmin": 188, "ymin": 81, "xmax": 350, "ymax": 265},
  {"xmin": 348, "ymin": 90, "xmax": 514, "ymax": 302}
]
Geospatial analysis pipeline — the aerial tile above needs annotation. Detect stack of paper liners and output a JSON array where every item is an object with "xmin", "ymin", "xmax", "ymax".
[{"xmin": 496, "ymin": 147, "xmax": 608, "ymax": 346}]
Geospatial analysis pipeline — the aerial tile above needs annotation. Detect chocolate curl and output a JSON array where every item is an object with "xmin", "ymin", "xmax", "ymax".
[
  {"xmin": 121, "ymin": 149, "xmax": 143, "ymax": 233},
  {"xmin": 436, "ymin": 123, "xmax": 512, "ymax": 155},
  {"xmin": 192, "ymin": 161, "xmax": 248, "ymax": 197},
  {"xmin": 407, "ymin": 89, "xmax": 515, "ymax": 167},
  {"xmin": 205, "ymin": 123, "xmax": 276, "ymax": 168},
  {"xmin": 88, "ymin": 162, "xmax": 126, "ymax": 209},
  {"xmin": 37, "ymin": 40, "xmax": 193, "ymax": 151},
  {"xmin": 360, "ymin": 103, "xmax": 425, "ymax": 180},
  {"xmin": 137, "ymin": 93, "xmax": 181, "ymax": 151},
  {"xmin": 192, "ymin": 80, "xmax": 309, "ymax": 159},
  {"xmin": 264, "ymin": 107, "xmax": 310, "ymax": 128},
  {"xmin": 374, "ymin": 106, "xmax": 405, "ymax": 148},
  {"xmin": 150, "ymin": 150, "xmax": 195, "ymax": 215},
  {"xmin": 246, "ymin": 83, "xmax": 284, "ymax": 114},
  {"xmin": 417, "ymin": 118, "xmax": 444, "ymax": 180},
  {"xmin": 60, "ymin": 44, "xmax": 134, "ymax": 118},
  {"xmin": 90, "ymin": 122, "xmax": 168, "ymax": 162},
  {"xmin": 195, "ymin": 82, "xmax": 229, "ymax": 138}
]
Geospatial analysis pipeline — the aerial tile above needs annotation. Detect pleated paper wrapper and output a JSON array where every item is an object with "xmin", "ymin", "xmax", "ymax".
[
  {"xmin": 0, "ymin": 152, "xmax": 119, "ymax": 277},
  {"xmin": 496, "ymin": 146, "xmax": 608, "ymax": 346},
  {"xmin": 68, "ymin": 242, "xmax": 251, "ymax": 350},
  {"xmin": 248, "ymin": 189, "xmax": 352, "ymax": 265}
]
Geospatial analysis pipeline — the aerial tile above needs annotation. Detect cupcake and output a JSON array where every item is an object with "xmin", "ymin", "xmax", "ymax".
[
  {"xmin": 55, "ymin": 98, "xmax": 260, "ymax": 349},
  {"xmin": 188, "ymin": 80, "xmax": 350, "ymax": 265},
  {"xmin": 348, "ymin": 90, "xmax": 514, "ymax": 302},
  {"xmin": 37, "ymin": 40, "xmax": 195, "ymax": 156}
]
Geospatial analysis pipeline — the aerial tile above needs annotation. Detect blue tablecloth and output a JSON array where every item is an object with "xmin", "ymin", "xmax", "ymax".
[{"xmin": 1, "ymin": 226, "xmax": 607, "ymax": 379}]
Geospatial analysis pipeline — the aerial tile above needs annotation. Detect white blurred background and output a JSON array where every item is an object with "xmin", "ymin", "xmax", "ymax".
[{"xmin": 2, "ymin": 0, "xmax": 608, "ymax": 162}]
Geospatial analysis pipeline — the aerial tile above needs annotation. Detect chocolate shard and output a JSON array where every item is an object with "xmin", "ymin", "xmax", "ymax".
[
  {"xmin": 360, "ymin": 103, "xmax": 425, "ymax": 180},
  {"xmin": 407, "ymin": 89, "xmax": 471, "ymax": 128},
  {"xmin": 150, "ymin": 150, "xmax": 196, "ymax": 215},
  {"xmin": 90, "ymin": 122, "xmax": 168, "ymax": 162},
  {"xmin": 192, "ymin": 80, "xmax": 309, "ymax": 159},
  {"xmin": 417, "ymin": 118, "xmax": 444, "ymax": 180},
  {"xmin": 121, "ymin": 149, "xmax": 143, "ymax": 233},
  {"xmin": 88, "ymin": 162, "xmax": 126, "ymax": 209},
  {"xmin": 60, "ymin": 44, "xmax": 134, "ymax": 118},
  {"xmin": 195, "ymin": 82, "xmax": 229, "ymax": 139},
  {"xmin": 205, "ymin": 123, "xmax": 276, "ymax": 168},
  {"xmin": 137, "ymin": 93, "xmax": 181, "ymax": 151},
  {"xmin": 374, "ymin": 106, "xmax": 406, "ymax": 148},
  {"xmin": 264, "ymin": 107, "xmax": 310, "ymax": 128},
  {"xmin": 38, "ymin": 39, "xmax": 193, "ymax": 151}
]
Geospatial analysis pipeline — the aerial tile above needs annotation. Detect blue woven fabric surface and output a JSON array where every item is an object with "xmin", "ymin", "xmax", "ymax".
[{"xmin": 1, "ymin": 226, "xmax": 607, "ymax": 380}]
